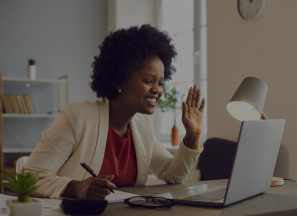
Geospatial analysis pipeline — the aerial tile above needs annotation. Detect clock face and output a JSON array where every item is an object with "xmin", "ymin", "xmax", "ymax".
[{"xmin": 238, "ymin": 0, "xmax": 268, "ymax": 21}]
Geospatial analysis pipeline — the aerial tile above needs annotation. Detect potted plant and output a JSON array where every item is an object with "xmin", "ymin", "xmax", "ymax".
[
  {"xmin": 3, "ymin": 167, "xmax": 47, "ymax": 216},
  {"xmin": 157, "ymin": 87, "xmax": 185, "ymax": 146}
]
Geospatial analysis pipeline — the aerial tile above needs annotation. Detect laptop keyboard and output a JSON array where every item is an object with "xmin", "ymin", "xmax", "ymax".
[{"xmin": 183, "ymin": 187, "xmax": 226, "ymax": 202}]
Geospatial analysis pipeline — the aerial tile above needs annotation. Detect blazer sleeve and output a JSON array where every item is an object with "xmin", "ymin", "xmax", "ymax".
[
  {"xmin": 147, "ymin": 116, "xmax": 203, "ymax": 184},
  {"xmin": 23, "ymin": 103, "xmax": 78, "ymax": 199}
]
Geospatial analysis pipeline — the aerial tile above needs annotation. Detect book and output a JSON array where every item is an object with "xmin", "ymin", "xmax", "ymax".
[
  {"xmin": 11, "ymin": 95, "xmax": 20, "ymax": 114},
  {"xmin": 23, "ymin": 95, "xmax": 35, "ymax": 114},
  {"xmin": 3, "ymin": 95, "xmax": 11, "ymax": 113},
  {"xmin": 20, "ymin": 95, "xmax": 28, "ymax": 114},
  {"xmin": 16, "ymin": 95, "xmax": 24, "ymax": 114}
]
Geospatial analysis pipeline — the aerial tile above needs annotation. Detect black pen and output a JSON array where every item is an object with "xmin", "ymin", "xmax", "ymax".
[{"xmin": 80, "ymin": 162, "xmax": 114, "ymax": 193}]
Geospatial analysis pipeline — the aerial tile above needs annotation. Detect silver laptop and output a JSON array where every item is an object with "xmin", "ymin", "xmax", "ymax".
[{"xmin": 156, "ymin": 119, "xmax": 286, "ymax": 207}]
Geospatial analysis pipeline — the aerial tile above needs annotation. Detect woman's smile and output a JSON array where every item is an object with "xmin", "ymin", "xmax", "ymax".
[{"xmin": 144, "ymin": 97, "xmax": 157, "ymax": 106}]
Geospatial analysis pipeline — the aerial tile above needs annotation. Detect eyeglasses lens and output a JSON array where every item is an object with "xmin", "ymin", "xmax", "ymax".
[
  {"xmin": 129, "ymin": 197, "xmax": 147, "ymax": 205},
  {"xmin": 153, "ymin": 198, "xmax": 172, "ymax": 205}
]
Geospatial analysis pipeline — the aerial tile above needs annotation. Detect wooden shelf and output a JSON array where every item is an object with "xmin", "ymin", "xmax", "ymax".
[
  {"xmin": 3, "ymin": 148, "xmax": 34, "ymax": 153},
  {"xmin": 2, "ymin": 114, "xmax": 59, "ymax": 118},
  {"xmin": 2, "ymin": 77, "xmax": 67, "ymax": 83}
]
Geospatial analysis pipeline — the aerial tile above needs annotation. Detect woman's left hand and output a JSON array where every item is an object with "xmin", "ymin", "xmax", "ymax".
[{"xmin": 182, "ymin": 84, "xmax": 205, "ymax": 150}]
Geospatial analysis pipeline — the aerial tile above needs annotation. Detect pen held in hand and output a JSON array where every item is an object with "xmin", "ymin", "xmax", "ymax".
[{"xmin": 80, "ymin": 163, "xmax": 115, "ymax": 193}]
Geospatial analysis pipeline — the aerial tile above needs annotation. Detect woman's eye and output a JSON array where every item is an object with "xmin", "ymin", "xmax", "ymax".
[
  {"xmin": 158, "ymin": 82, "xmax": 164, "ymax": 87},
  {"xmin": 144, "ymin": 80, "xmax": 152, "ymax": 84}
]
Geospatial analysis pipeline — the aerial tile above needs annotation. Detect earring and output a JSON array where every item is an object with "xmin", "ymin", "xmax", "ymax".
[{"xmin": 119, "ymin": 89, "xmax": 121, "ymax": 92}]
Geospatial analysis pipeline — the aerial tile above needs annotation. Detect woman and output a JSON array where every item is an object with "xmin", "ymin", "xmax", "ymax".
[{"xmin": 23, "ymin": 24, "xmax": 205, "ymax": 199}]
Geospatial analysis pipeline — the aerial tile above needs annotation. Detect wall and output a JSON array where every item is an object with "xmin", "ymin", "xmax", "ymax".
[
  {"xmin": 207, "ymin": 0, "xmax": 297, "ymax": 179},
  {"xmin": 0, "ymin": 0, "xmax": 107, "ymax": 103},
  {"xmin": 108, "ymin": 0, "xmax": 157, "ymax": 32},
  {"xmin": 0, "ymin": 0, "xmax": 107, "ymax": 164}
]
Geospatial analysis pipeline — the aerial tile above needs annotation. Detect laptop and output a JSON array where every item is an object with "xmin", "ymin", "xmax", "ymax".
[{"xmin": 156, "ymin": 119, "xmax": 286, "ymax": 207}]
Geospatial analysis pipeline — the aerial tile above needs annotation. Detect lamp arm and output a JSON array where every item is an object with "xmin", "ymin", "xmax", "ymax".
[{"xmin": 261, "ymin": 112, "xmax": 268, "ymax": 120}]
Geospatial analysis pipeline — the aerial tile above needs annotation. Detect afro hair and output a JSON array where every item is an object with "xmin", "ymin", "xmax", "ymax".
[{"xmin": 90, "ymin": 24, "xmax": 177, "ymax": 100}]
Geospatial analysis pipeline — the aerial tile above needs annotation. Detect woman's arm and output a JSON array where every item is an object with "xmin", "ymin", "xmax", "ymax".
[{"xmin": 23, "ymin": 108, "xmax": 77, "ymax": 199}]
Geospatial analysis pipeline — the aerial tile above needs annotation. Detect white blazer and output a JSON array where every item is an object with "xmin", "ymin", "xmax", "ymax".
[{"xmin": 23, "ymin": 99, "xmax": 203, "ymax": 199}]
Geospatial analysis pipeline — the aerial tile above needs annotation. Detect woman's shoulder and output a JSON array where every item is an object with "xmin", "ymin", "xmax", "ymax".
[{"xmin": 60, "ymin": 99, "xmax": 101, "ymax": 119}]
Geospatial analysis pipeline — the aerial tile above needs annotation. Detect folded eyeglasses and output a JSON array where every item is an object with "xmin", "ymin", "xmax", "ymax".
[{"xmin": 124, "ymin": 196, "xmax": 174, "ymax": 209}]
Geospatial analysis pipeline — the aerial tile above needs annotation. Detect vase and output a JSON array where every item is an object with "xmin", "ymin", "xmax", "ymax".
[
  {"xmin": 171, "ymin": 117, "xmax": 180, "ymax": 146},
  {"xmin": 6, "ymin": 198, "xmax": 42, "ymax": 216}
]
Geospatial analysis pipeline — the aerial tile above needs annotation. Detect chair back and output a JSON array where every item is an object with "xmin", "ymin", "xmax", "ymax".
[
  {"xmin": 16, "ymin": 156, "xmax": 29, "ymax": 174},
  {"xmin": 197, "ymin": 138, "xmax": 237, "ymax": 181}
]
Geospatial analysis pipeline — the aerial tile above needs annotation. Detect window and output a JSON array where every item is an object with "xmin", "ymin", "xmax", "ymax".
[{"xmin": 152, "ymin": 0, "xmax": 207, "ymax": 144}]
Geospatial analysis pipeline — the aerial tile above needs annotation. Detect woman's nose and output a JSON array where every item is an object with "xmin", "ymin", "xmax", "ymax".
[{"xmin": 151, "ymin": 84, "xmax": 163, "ymax": 95}]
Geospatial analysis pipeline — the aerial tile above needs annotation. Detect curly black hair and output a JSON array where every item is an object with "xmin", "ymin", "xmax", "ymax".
[{"xmin": 90, "ymin": 24, "xmax": 177, "ymax": 100}]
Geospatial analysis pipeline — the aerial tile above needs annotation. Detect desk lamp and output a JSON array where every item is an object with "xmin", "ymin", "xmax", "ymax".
[{"xmin": 226, "ymin": 77, "xmax": 283, "ymax": 186}]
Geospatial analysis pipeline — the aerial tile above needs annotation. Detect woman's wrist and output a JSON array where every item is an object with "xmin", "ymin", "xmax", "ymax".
[
  {"xmin": 183, "ymin": 133, "xmax": 200, "ymax": 151},
  {"xmin": 61, "ymin": 180, "xmax": 80, "ymax": 198}
]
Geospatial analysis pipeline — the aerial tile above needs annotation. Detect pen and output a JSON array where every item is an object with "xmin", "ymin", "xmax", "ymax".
[{"xmin": 80, "ymin": 162, "xmax": 114, "ymax": 193}]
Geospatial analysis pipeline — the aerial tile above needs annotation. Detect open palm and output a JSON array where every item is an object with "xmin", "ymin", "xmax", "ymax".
[{"xmin": 182, "ymin": 84, "xmax": 205, "ymax": 138}]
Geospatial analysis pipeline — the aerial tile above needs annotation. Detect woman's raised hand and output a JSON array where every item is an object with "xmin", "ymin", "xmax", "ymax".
[{"xmin": 182, "ymin": 84, "xmax": 205, "ymax": 150}]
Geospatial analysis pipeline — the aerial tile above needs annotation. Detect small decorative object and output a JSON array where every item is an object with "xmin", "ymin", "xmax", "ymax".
[
  {"xmin": 157, "ymin": 87, "xmax": 184, "ymax": 146},
  {"xmin": 3, "ymin": 167, "xmax": 47, "ymax": 216},
  {"xmin": 28, "ymin": 59, "xmax": 36, "ymax": 80}
]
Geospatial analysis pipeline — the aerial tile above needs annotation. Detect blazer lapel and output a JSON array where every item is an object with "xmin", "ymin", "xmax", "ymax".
[
  {"xmin": 83, "ymin": 99, "xmax": 109, "ymax": 179},
  {"xmin": 130, "ymin": 117, "xmax": 148, "ymax": 186}
]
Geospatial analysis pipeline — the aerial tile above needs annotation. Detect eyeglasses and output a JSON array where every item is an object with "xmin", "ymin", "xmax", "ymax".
[{"xmin": 124, "ymin": 196, "xmax": 174, "ymax": 209}]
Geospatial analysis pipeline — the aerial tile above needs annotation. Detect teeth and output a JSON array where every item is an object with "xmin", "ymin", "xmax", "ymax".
[{"xmin": 145, "ymin": 98, "xmax": 156, "ymax": 102}]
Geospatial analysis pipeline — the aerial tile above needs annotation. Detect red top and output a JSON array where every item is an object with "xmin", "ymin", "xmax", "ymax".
[{"xmin": 98, "ymin": 125, "xmax": 137, "ymax": 187}]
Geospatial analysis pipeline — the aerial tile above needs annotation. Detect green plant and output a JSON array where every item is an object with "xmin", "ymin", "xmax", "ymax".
[
  {"xmin": 157, "ymin": 87, "xmax": 185, "ymax": 120},
  {"xmin": 3, "ymin": 168, "xmax": 47, "ymax": 202}
]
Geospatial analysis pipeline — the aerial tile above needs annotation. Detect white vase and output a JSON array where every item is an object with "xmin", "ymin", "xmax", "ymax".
[{"xmin": 6, "ymin": 199, "xmax": 42, "ymax": 216}]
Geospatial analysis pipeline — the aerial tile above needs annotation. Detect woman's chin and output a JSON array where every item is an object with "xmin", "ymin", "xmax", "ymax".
[{"xmin": 139, "ymin": 107, "xmax": 155, "ymax": 115}]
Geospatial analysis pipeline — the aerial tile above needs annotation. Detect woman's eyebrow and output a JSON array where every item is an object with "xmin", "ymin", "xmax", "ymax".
[{"xmin": 143, "ymin": 73, "xmax": 164, "ymax": 80}]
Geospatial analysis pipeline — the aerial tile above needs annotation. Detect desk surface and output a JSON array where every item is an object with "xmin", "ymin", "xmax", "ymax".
[{"xmin": 107, "ymin": 179, "xmax": 297, "ymax": 216}]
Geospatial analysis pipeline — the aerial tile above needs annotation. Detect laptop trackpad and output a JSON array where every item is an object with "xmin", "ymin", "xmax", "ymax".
[{"xmin": 156, "ymin": 184, "xmax": 223, "ymax": 200}]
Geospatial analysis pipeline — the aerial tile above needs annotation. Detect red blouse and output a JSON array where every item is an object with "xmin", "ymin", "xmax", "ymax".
[{"xmin": 98, "ymin": 125, "xmax": 137, "ymax": 187}]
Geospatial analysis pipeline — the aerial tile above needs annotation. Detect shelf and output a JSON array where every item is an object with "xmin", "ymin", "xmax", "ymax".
[
  {"xmin": 3, "ymin": 148, "xmax": 34, "ymax": 153},
  {"xmin": 2, "ymin": 114, "xmax": 59, "ymax": 118},
  {"xmin": 2, "ymin": 77, "xmax": 67, "ymax": 83}
]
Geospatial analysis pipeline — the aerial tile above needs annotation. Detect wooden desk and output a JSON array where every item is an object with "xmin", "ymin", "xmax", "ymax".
[{"xmin": 106, "ymin": 179, "xmax": 297, "ymax": 216}]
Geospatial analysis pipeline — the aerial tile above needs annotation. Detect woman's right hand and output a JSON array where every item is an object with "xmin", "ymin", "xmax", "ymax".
[{"xmin": 62, "ymin": 175, "xmax": 117, "ymax": 199}]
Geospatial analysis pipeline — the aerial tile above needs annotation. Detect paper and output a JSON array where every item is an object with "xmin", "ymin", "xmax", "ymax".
[{"xmin": 106, "ymin": 190, "xmax": 140, "ymax": 203}]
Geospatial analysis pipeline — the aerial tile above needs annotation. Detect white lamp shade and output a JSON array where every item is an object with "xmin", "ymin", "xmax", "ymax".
[{"xmin": 227, "ymin": 77, "xmax": 268, "ymax": 121}]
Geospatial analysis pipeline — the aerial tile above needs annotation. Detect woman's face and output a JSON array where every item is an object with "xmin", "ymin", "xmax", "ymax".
[{"xmin": 118, "ymin": 55, "xmax": 164, "ymax": 115}]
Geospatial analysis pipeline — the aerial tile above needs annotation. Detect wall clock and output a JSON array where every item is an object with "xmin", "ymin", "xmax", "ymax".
[{"xmin": 237, "ymin": 0, "xmax": 268, "ymax": 21}]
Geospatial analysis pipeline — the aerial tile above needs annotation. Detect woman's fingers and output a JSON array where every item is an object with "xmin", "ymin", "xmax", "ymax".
[
  {"xmin": 195, "ymin": 87, "xmax": 201, "ymax": 109},
  {"xmin": 98, "ymin": 174, "xmax": 114, "ymax": 181},
  {"xmin": 94, "ymin": 177, "xmax": 117, "ymax": 191},
  {"xmin": 187, "ymin": 84, "xmax": 201, "ymax": 108},
  {"xmin": 199, "ymin": 98, "xmax": 205, "ymax": 113},
  {"xmin": 192, "ymin": 85, "xmax": 198, "ymax": 108},
  {"xmin": 182, "ymin": 102, "xmax": 188, "ymax": 122},
  {"xmin": 186, "ymin": 87, "xmax": 193, "ymax": 107}
]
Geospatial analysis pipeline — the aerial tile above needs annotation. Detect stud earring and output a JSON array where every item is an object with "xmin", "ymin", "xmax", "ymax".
[{"xmin": 119, "ymin": 89, "xmax": 121, "ymax": 93}]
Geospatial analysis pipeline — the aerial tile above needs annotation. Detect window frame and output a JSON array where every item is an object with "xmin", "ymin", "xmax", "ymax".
[{"xmin": 153, "ymin": 0, "xmax": 207, "ymax": 144}]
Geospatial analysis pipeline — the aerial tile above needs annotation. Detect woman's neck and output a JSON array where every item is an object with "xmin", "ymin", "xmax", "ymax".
[{"xmin": 109, "ymin": 100, "xmax": 135, "ymax": 137}]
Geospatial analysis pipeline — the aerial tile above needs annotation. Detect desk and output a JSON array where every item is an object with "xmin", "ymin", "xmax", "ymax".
[{"xmin": 107, "ymin": 179, "xmax": 297, "ymax": 216}]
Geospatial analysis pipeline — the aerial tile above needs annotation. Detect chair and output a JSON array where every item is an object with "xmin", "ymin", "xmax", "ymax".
[
  {"xmin": 197, "ymin": 138, "xmax": 238, "ymax": 181},
  {"xmin": 16, "ymin": 156, "xmax": 29, "ymax": 174}
]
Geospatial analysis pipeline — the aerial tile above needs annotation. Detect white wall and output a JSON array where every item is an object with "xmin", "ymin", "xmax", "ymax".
[
  {"xmin": 108, "ymin": 0, "xmax": 157, "ymax": 32},
  {"xmin": 0, "ymin": 0, "xmax": 107, "ymax": 103},
  {"xmin": 207, "ymin": 0, "xmax": 297, "ymax": 179}
]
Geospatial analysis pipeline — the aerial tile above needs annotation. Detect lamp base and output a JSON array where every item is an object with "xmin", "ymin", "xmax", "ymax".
[{"xmin": 271, "ymin": 177, "xmax": 284, "ymax": 187}]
